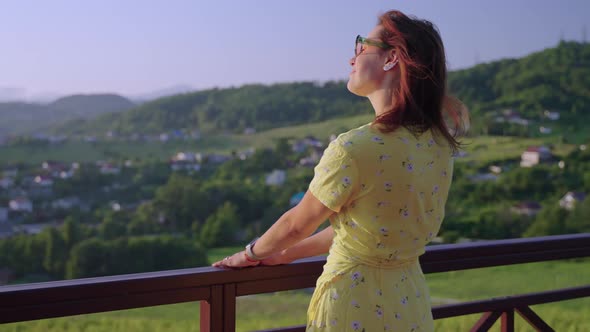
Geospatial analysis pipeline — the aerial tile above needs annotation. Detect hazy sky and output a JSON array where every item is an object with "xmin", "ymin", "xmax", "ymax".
[{"xmin": 1, "ymin": 0, "xmax": 588, "ymax": 98}]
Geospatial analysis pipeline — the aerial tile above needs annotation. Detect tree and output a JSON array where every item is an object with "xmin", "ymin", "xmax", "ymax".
[
  {"xmin": 43, "ymin": 228, "xmax": 68, "ymax": 278},
  {"xmin": 200, "ymin": 202, "xmax": 240, "ymax": 247},
  {"xmin": 66, "ymin": 238, "xmax": 109, "ymax": 279},
  {"xmin": 525, "ymin": 204, "xmax": 569, "ymax": 236}
]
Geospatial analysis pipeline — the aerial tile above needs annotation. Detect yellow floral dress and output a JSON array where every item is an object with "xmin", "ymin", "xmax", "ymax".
[{"xmin": 307, "ymin": 123, "xmax": 454, "ymax": 332}]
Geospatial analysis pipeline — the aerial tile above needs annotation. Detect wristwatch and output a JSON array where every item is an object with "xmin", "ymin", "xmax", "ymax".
[{"xmin": 245, "ymin": 237, "xmax": 265, "ymax": 261}]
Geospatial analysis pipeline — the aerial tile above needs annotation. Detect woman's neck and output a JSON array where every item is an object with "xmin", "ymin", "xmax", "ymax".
[{"xmin": 367, "ymin": 87, "xmax": 395, "ymax": 118}]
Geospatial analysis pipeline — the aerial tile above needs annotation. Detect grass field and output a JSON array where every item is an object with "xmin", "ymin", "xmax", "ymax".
[{"xmin": 1, "ymin": 255, "xmax": 588, "ymax": 332}]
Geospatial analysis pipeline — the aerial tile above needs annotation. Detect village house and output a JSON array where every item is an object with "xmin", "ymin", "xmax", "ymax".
[
  {"xmin": 489, "ymin": 165, "xmax": 503, "ymax": 174},
  {"xmin": 30, "ymin": 176, "xmax": 54, "ymax": 197},
  {"xmin": 544, "ymin": 110, "xmax": 560, "ymax": 121},
  {"xmin": 0, "ymin": 207, "xmax": 7, "ymax": 223},
  {"xmin": 42, "ymin": 160, "xmax": 67, "ymax": 172},
  {"xmin": 99, "ymin": 163, "xmax": 121, "ymax": 175},
  {"xmin": 13, "ymin": 223, "xmax": 55, "ymax": 235},
  {"xmin": 51, "ymin": 197, "xmax": 81, "ymax": 210},
  {"xmin": 238, "ymin": 148, "xmax": 256, "ymax": 161},
  {"xmin": 2, "ymin": 168, "xmax": 18, "ymax": 178},
  {"xmin": 289, "ymin": 192, "xmax": 305, "ymax": 207},
  {"xmin": 299, "ymin": 147, "xmax": 323, "ymax": 167},
  {"xmin": 206, "ymin": 154, "xmax": 232, "ymax": 165},
  {"xmin": 34, "ymin": 175, "xmax": 54, "ymax": 187},
  {"xmin": 495, "ymin": 109, "xmax": 530, "ymax": 126},
  {"xmin": 539, "ymin": 126, "xmax": 552, "ymax": 134},
  {"xmin": 0, "ymin": 223, "xmax": 13, "ymax": 239},
  {"xmin": 559, "ymin": 191, "xmax": 586, "ymax": 211},
  {"xmin": 170, "ymin": 160, "xmax": 201, "ymax": 172},
  {"xmin": 173, "ymin": 152, "xmax": 197, "ymax": 162},
  {"xmin": 292, "ymin": 136, "xmax": 324, "ymax": 153},
  {"xmin": 265, "ymin": 169, "xmax": 287, "ymax": 186},
  {"xmin": 0, "ymin": 177, "xmax": 14, "ymax": 189},
  {"xmin": 469, "ymin": 173, "xmax": 499, "ymax": 182},
  {"xmin": 243, "ymin": 127, "xmax": 256, "ymax": 135},
  {"xmin": 511, "ymin": 201, "xmax": 542, "ymax": 216},
  {"xmin": 520, "ymin": 146, "xmax": 553, "ymax": 167},
  {"xmin": 9, "ymin": 197, "xmax": 33, "ymax": 213}
]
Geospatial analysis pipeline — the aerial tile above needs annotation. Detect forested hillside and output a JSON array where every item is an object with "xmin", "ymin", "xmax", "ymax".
[
  {"xmin": 448, "ymin": 41, "xmax": 590, "ymax": 116},
  {"xmin": 56, "ymin": 41, "xmax": 590, "ymax": 136}
]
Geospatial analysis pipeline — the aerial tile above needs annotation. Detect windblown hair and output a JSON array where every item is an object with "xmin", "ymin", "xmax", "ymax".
[{"xmin": 374, "ymin": 10, "xmax": 469, "ymax": 152}]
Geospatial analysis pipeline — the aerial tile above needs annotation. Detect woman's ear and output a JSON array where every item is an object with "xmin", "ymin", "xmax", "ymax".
[
  {"xmin": 383, "ymin": 52, "xmax": 399, "ymax": 72},
  {"xmin": 389, "ymin": 50, "xmax": 398, "ymax": 64}
]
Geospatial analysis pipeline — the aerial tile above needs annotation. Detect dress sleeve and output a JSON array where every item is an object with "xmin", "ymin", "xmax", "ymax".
[{"xmin": 309, "ymin": 140, "xmax": 359, "ymax": 212}]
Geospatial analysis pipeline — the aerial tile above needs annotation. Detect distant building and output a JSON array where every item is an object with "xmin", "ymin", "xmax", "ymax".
[
  {"xmin": 238, "ymin": 148, "xmax": 256, "ymax": 161},
  {"xmin": 0, "ymin": 207, "xmax": 7, "ymax": 223},
  {"xmin": 173, "ymin": 152, "xmax": 197, "ymax": 162},
  {"xmin": 511, "ymin": 201, "xmax": 542, "ymax": 216},
  {"xmin": 289, "ymin": 192, "xmax": 305, "ymax": 207},
  {"xmin": 42, "ymin": 160, "xmax": 68, "ymax": 174},
  {"xmin": 206, "ymin": 154, "xmax": 232, "ymax": 165},
  {"xmin": 489, "ymin": 165, "xmax": 503, "ymax": 174},
  {"xmin": 469, "ymin": 173, "xmax": 498, "ymax": 182},
  {"xmin": 539, "ymin": 126, "xmax": 552, "ymax": 134},
  {"xmin": 265, "ymin": 170, "xmax": 287, "ymax": 186},
  {"xmin": 34, "ymin": 175, "xmax": 54, "ymax": 187},
  {"xmin": 520, "ymin": 146, "xmax": 552, "ymax": 167},
  {"xmin": 9, "ymin": 197, "xmax": 32, "ymax": 213},
  {"xmin": 243, "ymin": 127, "xmax": 256, "ymax": 135},
  {"xmin": 51, "ymin": 197, "xmax": 81, "ymax": 210},
  {"xmin": 544, "ymin": 110, "xmax": 560, "ymax": 121},
  {"xmin": 299, "ymin": 148, "xmax": 323, "ymax": 167},
  {"xmin": 2, "ymin": 168, "xmax": 18, "ymax": 178},
  {"xmin": 13, "ymin": 223, "xmax": 54, "ymax": 235},
  {"xmin": 99, "ymin": 163, "xmax": 121, "ymax": 175},
  {"xmin": 559, "ymin": 191, "xmax": 586, "ymax": 211},
  {"xmin": 170, "ymin": 160, "xmax": 201, "ymax": 172},
  {"xmin": 496, "ymin": 109, "xmax": 530, "ymax": 126},
  {"xmin": 0, "ymin": 177, "xmax": 14, "ymax": 189},
  {"xmin": 0, "ymin": 223, "xmax": 13, "ymax": 239},
  {"xmin": 292, "ymin": 136, "xmax": 324, "ymax": 153}
]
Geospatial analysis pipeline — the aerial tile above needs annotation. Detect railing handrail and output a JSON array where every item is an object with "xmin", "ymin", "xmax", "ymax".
[{"xmin": 1, "ymin": 233, "xmax": 589, "ymax": 326}]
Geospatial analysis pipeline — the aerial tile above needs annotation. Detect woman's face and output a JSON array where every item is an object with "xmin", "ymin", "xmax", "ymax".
[{"xmin": 347, "ymin": 25, "xmax": 392, "ymax": 97}]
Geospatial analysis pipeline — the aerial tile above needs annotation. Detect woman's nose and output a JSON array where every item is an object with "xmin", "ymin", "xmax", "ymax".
[{"xmin": 349, "ymin": 56, "xmax": 356, "ymax": 66}]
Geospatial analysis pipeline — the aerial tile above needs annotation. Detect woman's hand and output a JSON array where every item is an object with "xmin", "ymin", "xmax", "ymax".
[{"xmin": 212, "ymin": 251, "xmax": 260, "ymax": 269}]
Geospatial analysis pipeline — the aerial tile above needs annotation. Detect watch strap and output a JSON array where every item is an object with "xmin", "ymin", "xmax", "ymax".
[{"xmin": 245, "ymin": 240, "xmax": 265, "ymax": 261}]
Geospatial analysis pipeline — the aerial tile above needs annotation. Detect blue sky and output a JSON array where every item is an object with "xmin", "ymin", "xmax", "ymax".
[{"xmin": 1, "ymin": 0, "xmax": 588, "ymax": 98}]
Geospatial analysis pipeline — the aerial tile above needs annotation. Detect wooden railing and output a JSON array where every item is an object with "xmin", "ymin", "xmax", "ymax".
[{"xmin": 1, "ymin": 233, "xmax": 589, "ymax": 331}]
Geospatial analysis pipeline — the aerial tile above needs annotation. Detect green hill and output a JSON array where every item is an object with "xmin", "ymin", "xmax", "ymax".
[
  {"xmin": 48, "ymin": 94, "xmax": 135, "ymax": 119},
  {"xmin": 54, "ymin": 41, "xmax": 590, "ymax": 137},
  {"xmin": 0, "ymin": 94, "xmax": 135, "ymax": 135}
]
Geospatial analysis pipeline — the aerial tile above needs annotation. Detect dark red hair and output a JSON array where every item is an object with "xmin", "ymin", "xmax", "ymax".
[{"xmin": 374, "ymin": 10, "xmax": 468, "ymax": 151}]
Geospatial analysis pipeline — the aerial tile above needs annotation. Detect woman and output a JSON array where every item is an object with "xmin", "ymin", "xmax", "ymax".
[{"xmin": 213, "ymin": 10, "xmax": 468, "ymax": 331}]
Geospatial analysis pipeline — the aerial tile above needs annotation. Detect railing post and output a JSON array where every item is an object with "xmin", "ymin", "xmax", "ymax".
[
  {"xmin": 501, "ymin": 310, "xmax": 514, "ymax": 332},
  {"xmin": 515, "ymin": 306, "xmax": 555, "ymax": 332},
  {"xmin": 470, "ymin": 311, "xmax": 501, "ymax": 332},
  {"xmin": 200, "ymin": 284, "xmax": 237, "ymax": 332}
]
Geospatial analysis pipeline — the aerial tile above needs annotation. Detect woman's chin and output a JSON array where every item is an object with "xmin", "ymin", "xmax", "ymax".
[{"xmin": 347, "ymin": 81, "xmax": 365, "ymax": 97}]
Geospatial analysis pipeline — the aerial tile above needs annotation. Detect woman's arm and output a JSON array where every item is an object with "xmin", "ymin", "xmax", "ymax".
[
  {"xmin": 261, "ymin": 225, "xmax": 334, "ymax": 265},
  {"xmin": 247, "ymin": 190, "xmax": 334, "ymax": 258},
  {"xmin": 212, "ymin": 190, "xmax": 334, "ymax": 268}
]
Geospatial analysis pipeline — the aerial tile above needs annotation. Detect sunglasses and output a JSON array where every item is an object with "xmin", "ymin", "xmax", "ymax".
[{"xmin": 355, "ymin": 35, "xmax": 393, "ymax": 57}]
